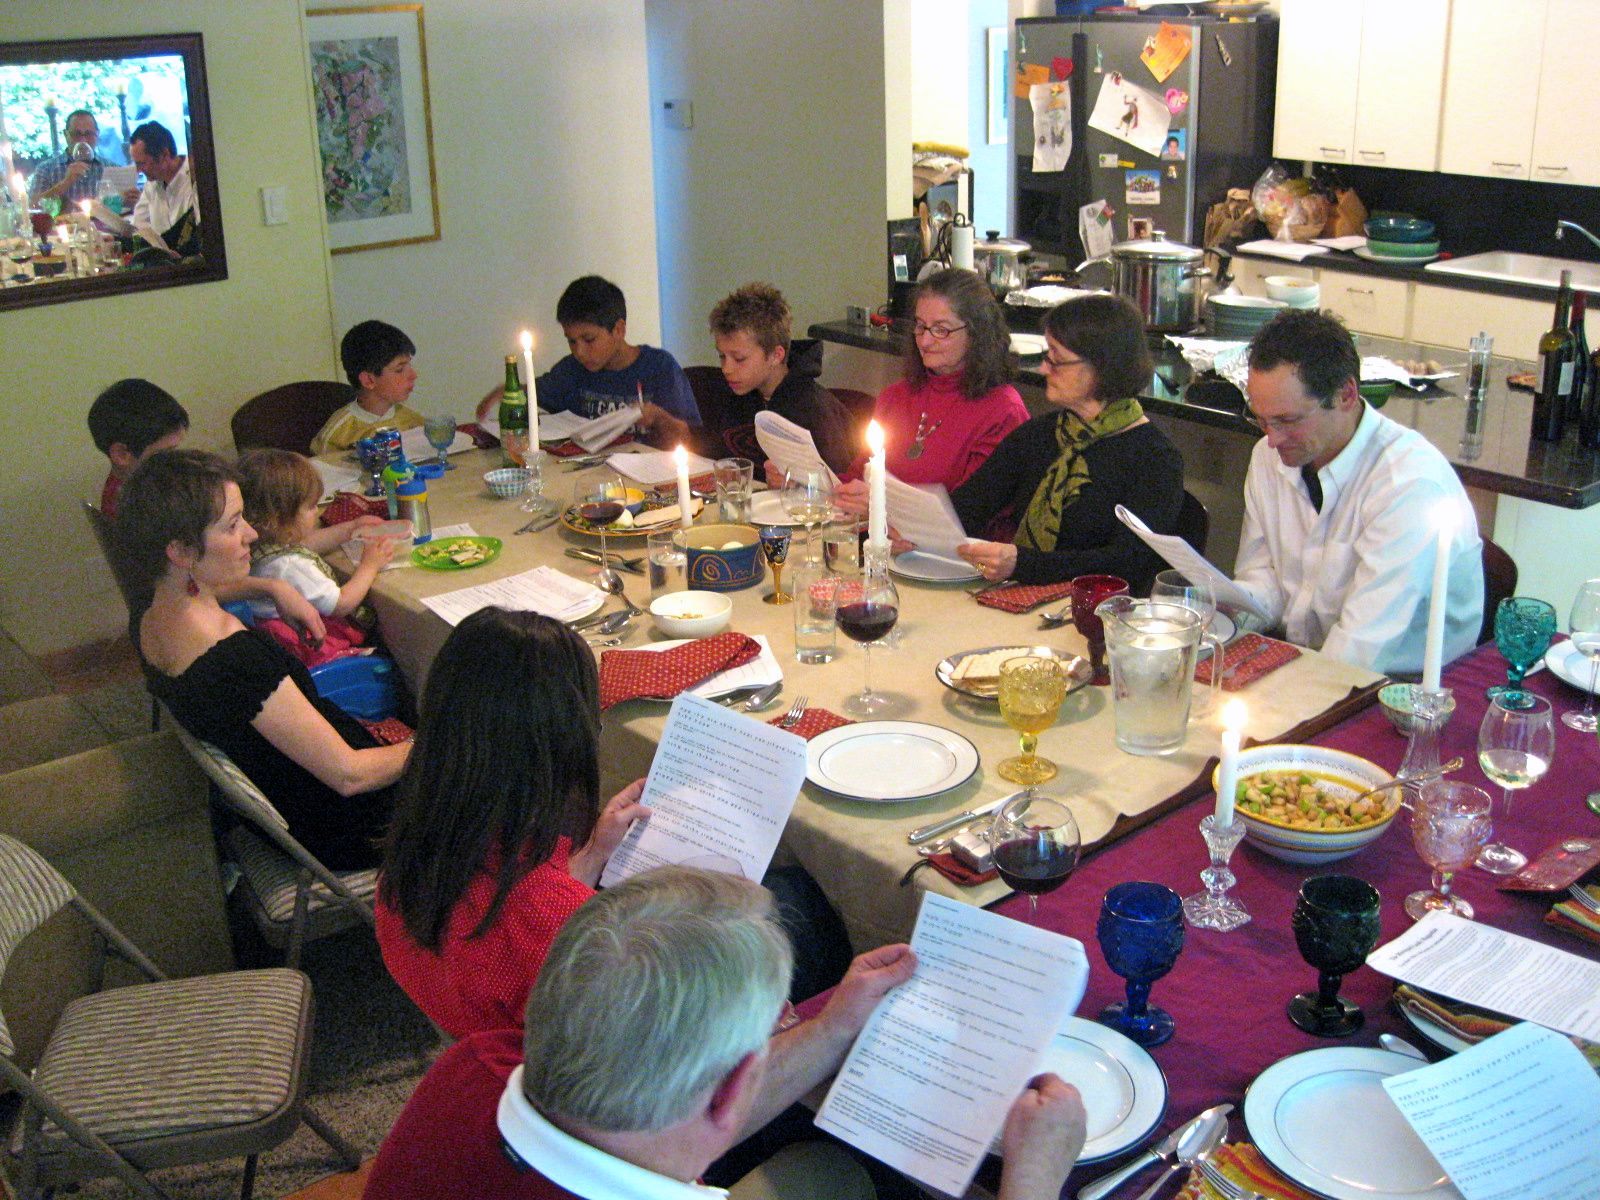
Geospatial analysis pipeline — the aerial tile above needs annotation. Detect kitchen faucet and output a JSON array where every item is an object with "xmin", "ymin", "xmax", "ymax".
[{"xmin": 1555, "ymin": 220, "xmax": 1600, "ymax": 255}]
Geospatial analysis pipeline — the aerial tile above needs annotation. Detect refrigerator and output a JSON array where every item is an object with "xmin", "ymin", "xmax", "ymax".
[{"xmin": 1011, "ymin": 14, "xmax": 1277, "ymax": 263}]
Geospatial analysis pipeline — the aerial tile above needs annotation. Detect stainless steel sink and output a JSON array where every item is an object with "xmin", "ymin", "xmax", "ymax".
[{"xmin": 1425, "ymin": 252, "xmax": 1600, "ymax": 291}]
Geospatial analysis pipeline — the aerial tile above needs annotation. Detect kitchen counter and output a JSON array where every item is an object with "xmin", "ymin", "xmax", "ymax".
[
  {"xmin": 810, "ymin": 318, "xmax": 1600, "ymax": 509},
  {"xmin": 1230, "ymin": 245, "xmax": 1563, "ymax": 303}
]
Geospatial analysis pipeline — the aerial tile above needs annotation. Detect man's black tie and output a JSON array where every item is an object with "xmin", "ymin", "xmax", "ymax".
[{"xmin": 1302, "ymin": 465, "xmax": 1323, "ymax": 513}]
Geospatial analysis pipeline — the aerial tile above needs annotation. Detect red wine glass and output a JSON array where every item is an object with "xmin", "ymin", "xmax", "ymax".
[{"xmin": 990, "ymin": 792, "xmax": 1081, "ymax": 924}]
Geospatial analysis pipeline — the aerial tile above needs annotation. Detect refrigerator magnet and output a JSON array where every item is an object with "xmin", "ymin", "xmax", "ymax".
[{"xmin": 1125, "ymin": 170, "xmax": 1161, "ymax": 206}]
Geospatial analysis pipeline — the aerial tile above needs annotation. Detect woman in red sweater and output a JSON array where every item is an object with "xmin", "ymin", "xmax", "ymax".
[
  {"xmin": 376, "ymin": 608, "xmax": 648, "ymax": 1038},
  {"xmin": 838, "ymin": 268, "xmax": 1028, "ymax": 507}
]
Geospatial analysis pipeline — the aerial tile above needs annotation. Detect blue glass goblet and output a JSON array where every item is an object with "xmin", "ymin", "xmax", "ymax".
[
  {"xmin": 1096, "ymin": 881, "xmax": 1184, "ymax": 1047},
  {"xmin": 1488, "ymin": 597, "xmax": 1557, "ymax": 707},
  {"xmin": 355, "ymin": 437, "xmax": 386, "ymax": 498}
]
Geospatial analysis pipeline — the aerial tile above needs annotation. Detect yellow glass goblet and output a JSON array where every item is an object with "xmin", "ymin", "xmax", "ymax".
[{"xmin": 997, "ymin": 656, "xmax": 1068, "ymax": 785}]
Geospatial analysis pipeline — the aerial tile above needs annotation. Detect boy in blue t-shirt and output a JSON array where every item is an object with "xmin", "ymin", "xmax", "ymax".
[{"xmin": 477, "ymin": 275, "xmax": 700, "ymax": 447}]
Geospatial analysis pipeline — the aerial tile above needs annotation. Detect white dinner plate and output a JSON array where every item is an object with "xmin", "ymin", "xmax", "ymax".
[
  {"xmin": 1545, "ymin": 639, "xmax": 1600, "ymax": 695},
  {"xmin": 891, "ymin": 550, "xmax": 981, "ymax": 583},
  {"xmin": 806, "ymin": 721, "xmax": 979, "ymax": 803},
  {"xmin": 1244, "ymin": 1047, "xmax": 1460, "ymax": 1200},
  {"xmin": 936, "ymin": 645, "xmax": 1094, "ymax": 702},
  {"xmin": 1352, "ymin": 246, "xmax": 1440, "ymax": 266},
  {"xmin": 747, "ymin": 492, "xmax": 792, "ymax": 526},
  {"xmin": 991, "ymin": 1018, "xmax": 1167, "ymax": 1163},
  {"xmin": 1009, "ymin": 332, "xmax": 1048, "ymax": 357},
  {"xmin": 635, "ymin": 636, "xmax": 783, "ymax": 701}
]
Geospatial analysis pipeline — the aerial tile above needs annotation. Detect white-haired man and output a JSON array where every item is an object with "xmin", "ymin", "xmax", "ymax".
[{"xmin": 364, "ymin": 866, "xmax": 1087, "ymax": 1200}]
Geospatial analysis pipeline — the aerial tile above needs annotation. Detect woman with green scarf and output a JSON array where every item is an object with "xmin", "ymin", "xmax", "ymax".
[{"xmin": 950, "ymin": 295, "xmax": 1183, "ymax": 592}]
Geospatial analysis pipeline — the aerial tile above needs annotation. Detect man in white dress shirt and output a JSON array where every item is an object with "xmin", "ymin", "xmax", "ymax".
[
  {"xmin": 128, "ymin": 121, "xmax": 199, "ymax": 259},
  {"xmin": 1232, "ymin": 310, "xmax": 1482, "ymax": 676}
]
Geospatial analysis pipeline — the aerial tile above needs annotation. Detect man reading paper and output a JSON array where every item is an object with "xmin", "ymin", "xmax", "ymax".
[
  {"xmin": 363, "ymin": 867, "xmax": 1088, "ymax": 1200},
  {"xmin": 1232, "ymin": 310, "xmax": 1482, "ymax": 675}
]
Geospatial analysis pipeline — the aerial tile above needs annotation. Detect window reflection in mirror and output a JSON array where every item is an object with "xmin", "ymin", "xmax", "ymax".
[{"xmin": 0, "ymin": 33, "xmax": 225, "ymax": 311}]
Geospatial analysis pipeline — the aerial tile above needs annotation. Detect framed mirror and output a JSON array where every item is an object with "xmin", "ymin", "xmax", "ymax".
[{"xmin": 0, "ymin": 32, "xmax": 226, "ymax": 312}]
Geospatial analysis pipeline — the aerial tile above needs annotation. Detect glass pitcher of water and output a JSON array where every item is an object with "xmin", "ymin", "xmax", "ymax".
[{"xmin": 1095, "ymin": 597, "xmax": 1219, "ymax": 756}]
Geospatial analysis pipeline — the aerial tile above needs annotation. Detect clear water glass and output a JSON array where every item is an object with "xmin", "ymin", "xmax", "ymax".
[
  {"xmin": 1151, "ymin": 569, "xmax": 1225, "ymax": 715},
  {"xmin": 792, "ymin": 560, "xmax": 839, "ymax": 664},
  {"xmin": 1475, "ymin": 693, "xmax": 1554, "ymax": 875},
  {"xmin": 647, "ymin": 529, "xmax": 687, "ymax": 600},
  {"xmin": 822, "ymin": 517, "xmax": 862, "ymax": 575},
  {"xmin": 714, "ymin": 457, "xmax": 754, "ymax": 523},
  {"xmin": 1562, "ymin": 580, "xmax": 1600, "ymax": 731}
]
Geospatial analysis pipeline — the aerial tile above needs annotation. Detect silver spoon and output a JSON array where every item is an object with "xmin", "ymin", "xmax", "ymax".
[
  {"xmin": 580, "ymin": 610, "xmax": 632, "ymax": 637},
  {"xmin": 1379, "ymin": 1033, "xmax": 1429, "ymax": 1061},
  {"xmin": 1130, "ymin": 1105, "xmax": 1230, "ymax": 1200},
  {"xmin": 1354, "ymin": 756, "xmax": 1464, "ymax": 809},
  {"xmin": 601, "ymin": 572, "xmax": 646, "ymax": 617},
  {"xmin": 586, "ymin": 636, "xmax": 624, "ymax": 648},
  {"xmin": 741, "ymin": 681, "xmax": 784, "ymax": 713},
  {"xmin": 1039, "ymin": 605, "xmax": 1072, "ymax": 628}
]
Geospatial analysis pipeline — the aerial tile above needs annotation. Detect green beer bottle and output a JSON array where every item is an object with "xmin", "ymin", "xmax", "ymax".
[{"xmin": 498, "ymin": 355, "xmax": 530, "ymax": 466}]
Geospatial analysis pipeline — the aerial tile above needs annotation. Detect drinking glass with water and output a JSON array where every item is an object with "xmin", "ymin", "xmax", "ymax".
[
  {"xmin": 714, "ymin": 458, "xmax": 754, "ymax": 523},
  {"xmin": 647, "ymin": 529, "xmax": 687, "ymax": 600},
  {"xmin": 792, "ymin": 560, "xmax": 840, "ymax": 664}
]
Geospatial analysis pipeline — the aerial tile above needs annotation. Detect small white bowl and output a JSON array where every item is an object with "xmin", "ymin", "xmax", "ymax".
[
  {"xmin": 1218, "ymin": 744, "xmax": 1399, "ymax": 865},
  {"xmin": 484, "ymin": 467, "xmax": 532, "ymax": 499},
  {"xmin": 1263, "ymin": 275, "xmax": 1321, "ymax": 307},
  {"xmin": 650, "ymin": 590, "xmax": 733, "ymax": 639}
]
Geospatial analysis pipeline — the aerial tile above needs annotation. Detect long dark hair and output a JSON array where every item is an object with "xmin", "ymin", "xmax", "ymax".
[
  {"xmin": 902, "ymin": 267, "xmax": 1016, "ymax": 399},
  {"xmin": 1043, "ymin": 294, "xmax": 1152, "ymax": 402},
  {"xmin": 379, "ymin": 607, "xmax": 602, "ymax": 951}
]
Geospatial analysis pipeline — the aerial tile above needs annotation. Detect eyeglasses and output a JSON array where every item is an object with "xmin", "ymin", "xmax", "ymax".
[
  {"xmin": 1044, "ymin": 353, "xmax": 1087, "ymax": 371},
  {"xmin": 1242, "ymin": 407, "xmax": 1317, "ymax": 433},
  {"xmin": 913, "ymin": 321, "xmax": 968, "ymax": 340}
]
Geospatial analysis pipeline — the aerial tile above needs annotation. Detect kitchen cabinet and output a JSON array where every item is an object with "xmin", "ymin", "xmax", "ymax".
[
  {"xmin": 1438, "ymin": 0, "xmax": 1547, "ymax": 180},
  {"xmin": 1411, "ymin": 286, "xmax": 1551, "ymax": 356},
  {"xmin": 1315, "ymin": 271, "xmax": 1410, "ymax": 338},
  {"xmin": 1530, "ymin": 0, "xmax": 1600, "ymax": 186},
  {"xmin": 1273, "ymin": 0, "xmax": 1447, "ymax": 171}
]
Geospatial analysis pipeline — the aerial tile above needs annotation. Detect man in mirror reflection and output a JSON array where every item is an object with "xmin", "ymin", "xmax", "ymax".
[
  {"xmin": 128, "ymin": 120, "xmax": 199, "ymax": 261},
  {"xmin": 27, "ymin": 109, "xmax": 105, "ymax": 206}
]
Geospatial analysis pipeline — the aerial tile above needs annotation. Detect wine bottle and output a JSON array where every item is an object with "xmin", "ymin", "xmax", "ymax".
[
  {"xmin": 1533, "ymin": 270, "xmax": 1574, "ymax": 441},
  {"xmin": 1582, "ymin": 318, "xmax": 1600, "ymax": 449},
  {"xmin": 1569, "ymin": 290, "xmax": 1591, "ymax": 431},
  {"xmin": 497, "ymin": 355, "xmax": 529, "ymax": 466}
]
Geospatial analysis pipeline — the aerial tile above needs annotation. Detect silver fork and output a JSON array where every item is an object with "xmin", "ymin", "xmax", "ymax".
[
  {"xmin": 1567, "ymin": 883, "xmax": 1600, "ymax": 915},
  {"xmin": 1198, "ymin": 1156, "xmax": 1263, "ymax": 1200},
  {"xmin": 777, "ymin": 695, "xmax": 809, "ymax": 729}
]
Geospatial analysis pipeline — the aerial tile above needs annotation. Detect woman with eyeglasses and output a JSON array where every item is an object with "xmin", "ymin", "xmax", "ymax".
[
  {"xmin": 947, "ymin": 294, "xmax": 1183, "ymax": 591},
  {"xmin": 837, "ymin": 269, "xmax": 1028, "ymax": 508}
]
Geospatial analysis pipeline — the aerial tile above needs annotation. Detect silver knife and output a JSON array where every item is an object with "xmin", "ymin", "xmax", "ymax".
[
  {"xmin": 1077, "ymin": 1104, "xmax": 1232, "ymax": 1200},
  {"xmin": 565, "ymin": 548, "xmax": 644, "ymax": 574},
  {"xmin": 908, "ymin": 791, "xmax": 1026, "ymax": 846}
]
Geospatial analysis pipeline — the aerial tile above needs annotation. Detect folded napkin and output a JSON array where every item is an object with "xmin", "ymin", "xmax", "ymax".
[
  {"xmin": 975, "ymin": 580, "xmax": 1075, "ymax": 614},
  {"xmin": 599, "ymin": 632, "xmax": 761, "ymax": 710},
  {"xmin": 1392, "ymin": 984, "xmax": 1600, "ymax": 1070},
  {"xmin": 1546, "ymin": 885, "xmax": 1600, "ymax": 947},
  {"xmin": 928, "ymin": 851, "xmax": 997, "ymax": 887},
  {"xmin": 1195, "ymin": 632, "xmax": 1302, "ymax": 690},
  {"xmin": 546, "ymin": 434, "xmax": 630, "ymax": 458},
  {"xmin": 1176, "ymin": 1143, "xmax": 1319, "ymax": 1200},
  {"xmin": 359, "ymin": 716, "xmax": 414, "ymax": 745},
  {"xmin": 770, "ymin": 707, "xmax": 853, "ymax": 741},
  {"xmin": 459, "ymin": 422, "xmax": 500, "ymax": 450},
  {"xmin": 320, "ymin": 492, "xmax": 387, "ymax": 526}
]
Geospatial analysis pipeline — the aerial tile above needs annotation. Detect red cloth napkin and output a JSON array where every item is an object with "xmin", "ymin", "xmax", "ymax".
[
  {"xmin": 928, "ymin": 852, "xmax": 997, "ymax": 887},
  {"xmin": 320, "ymin": 492, "xmax": 387, "ymax": 526},
  {"xmin": 976, "ymin": 580, "xmax": 1075, "ymax": 614},
  {"xmin": 359, "ymin": 716, "xmax": 414, "ymax": 745},
  {"xmin": 459, "ymin": 422, "xmax": 499, "ymax": 450},
  {"xmin": 547, "ymin": 434, "xmax": 632, "ymax": 458},
  {"xmin": 1195, "ymin": 631, "xmax": 1303, "ymax": 690},
  {"xmin": 770, "ymin": 707, "xmax": 853, "ymax": 740},
  {"xmin": 599, "ymin": 632, "xmax": 761, "ymax": 710}
]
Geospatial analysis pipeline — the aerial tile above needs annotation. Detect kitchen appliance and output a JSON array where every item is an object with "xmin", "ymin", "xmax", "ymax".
[
  {"xmin": 973, "ymin": 231, "xmax": 1032, "ymax": 299},
  {"xmin": 1011, "ymin": 14, "xmax": 1278, "ymax": 263},
  {"xmin": 1077, "ymin": 231, "xmax": 1210, "ymax": 332}
]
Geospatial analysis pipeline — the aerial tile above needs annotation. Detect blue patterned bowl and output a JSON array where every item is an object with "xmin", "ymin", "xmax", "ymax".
[{"xmin": 684, "ymin": 524, "xmax": 763, "ymax": 592}]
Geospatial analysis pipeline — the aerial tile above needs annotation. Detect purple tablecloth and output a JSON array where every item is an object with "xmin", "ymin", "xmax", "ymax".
[{"xmin": 994, "ymin": 641, "xmax": 1600, "ymax": 1190}]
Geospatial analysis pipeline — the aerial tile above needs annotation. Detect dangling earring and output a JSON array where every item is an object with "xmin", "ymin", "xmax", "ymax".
[{"xmin": 186, "ymin": 572, "xmax": 200, "ymax": 597}]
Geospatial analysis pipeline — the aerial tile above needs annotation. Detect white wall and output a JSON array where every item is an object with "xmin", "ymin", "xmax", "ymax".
[
  {"xmin": 646, "ymin": 0, "xmax": 893, "ymax": 363},
  {"xmin": 2, "ymin": 0, "xmax": 338, "ymax": 655},
  {"xmin": 308, "ymin": 0, "xmax": 661, "ymax": 402},
  {"xmin": 911, "ymin": 0, "xmax": 971, "ymax": 147}
]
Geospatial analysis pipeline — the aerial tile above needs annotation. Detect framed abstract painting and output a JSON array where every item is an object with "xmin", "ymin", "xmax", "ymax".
[{"xmin": 307, "ymin": 4, "xmax": 439, "ymax": 253}]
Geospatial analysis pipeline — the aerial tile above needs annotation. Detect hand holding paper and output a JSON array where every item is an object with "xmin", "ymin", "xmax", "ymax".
[
  {"xmin": 886, "ymin": 476, "xmax": 974, "ymax": 561},
  {"xmin": 755, "ymin": 411, "xmax": 839, "ymax": 485},
  {"xmin": 1115, "ymin": 504, "xmax": 1271, "ymax": 620}
]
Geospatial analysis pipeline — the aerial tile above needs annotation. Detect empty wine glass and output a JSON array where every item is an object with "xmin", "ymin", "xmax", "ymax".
[
  {"xmin": 840, "ymin": 564, "xmax": 899, "ymax": 717},
  {"xmin": 1096, "ymin": 882, "xmax": 1184, "ymax": 1047},
  {"xmin": 1070, "ymin": 574, "xmax": 1129, "ymax": 685},
  {"xmin": 759, "ymin": 525, "xmax": 793, "ymax": 605},
  {"xmin": 423, "ymin": 413, "xmax": 458, "ymax": 470},
  {"xmin": 1287, "ymin": 874, "xmax": 1381, "ymax": 1038},
  {"xmin": 1475, "ymin": 693, "xmax": 1554, "ymax": 875},
  {"xmin": 990, "ymin": 792, "xmax": 1080, "ymax": 923},
  {"xmin": 997, "ymin": 656, "xmax": 1069, "ymax": 785},
  {"xmin": 1151, "ymin": 569, "xmax": 1225, "ymax": 713},
  {"xmin": 1562, "ymin": 580, "xmax": 1600, "ymax": 731},
  {"xmin": 575, "ymin": 473, "xmax": 628, "ymax": 581},
  {"xmin": 1489, "ymin": 597, "xmax": 1557, "ymax": 704},
  {"xmin": 781, "ymin": 467, "xmax": 834, "ymax": 561},
  {"xmin": 1405, "ymin": 779, "xmax": 1493, "ymax": 921}
]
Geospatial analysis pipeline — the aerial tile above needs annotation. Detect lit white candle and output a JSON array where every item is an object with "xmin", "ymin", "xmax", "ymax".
[
  {"xmin": 12, "ymin": 171, "xmax": 28, "ymax": 213},
  {"xmin": 1421, "ymin": 502, "xmax": 1455, "ymax": 692},
  {"xmin": 1215, "ymin": 699, "xmax": 1247, "ymax": 829},
  {"xmin": 78, "ymin": 199, "xmax": 93, "ymax": 272},
  {"xmin": 674, "ymin": 444, "xmax": 693, "ymax": 530},
  {"xmin": 114, "ymin": 79, "xmax": 127, "ymax": 98},
  {"xmin": 866, "ymin": 420, "xmax": 888, "ymax": 550},
  {"xmin": 519, "ymin": 329, "xmax": 540, "ymax": 447}
]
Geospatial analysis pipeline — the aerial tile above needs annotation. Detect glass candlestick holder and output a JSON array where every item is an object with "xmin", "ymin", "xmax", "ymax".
[
  {"xmin": 1183, "ymin": 814, "xmax": 1250, "ymax": 931},
  {"xmin": 1398, "ymin": 686, "xmax": 1455, "ymax": 797}
]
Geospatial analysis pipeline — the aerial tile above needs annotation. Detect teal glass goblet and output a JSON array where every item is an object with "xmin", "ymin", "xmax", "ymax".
[{"xmin": 1488, "ymin": 597, "xmax": 1556, "ymax": 706}]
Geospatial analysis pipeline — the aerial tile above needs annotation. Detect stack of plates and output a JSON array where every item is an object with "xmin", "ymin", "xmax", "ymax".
[
  {"xmin": 1207, "ymin": 294, "xmax": 1286, "ymax": 340},
  {"xmin": 1360, "ymin": 214, "xmax": 1440, "ymax": 265}
]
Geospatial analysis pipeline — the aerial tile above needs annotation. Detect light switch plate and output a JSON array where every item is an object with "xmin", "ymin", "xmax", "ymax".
[
  {"xmin": 260, "ymin": 185, "xmax": 288, "ymax": 225},
  {"xmin": 662, "ymin": 99, "xmax": 693, "ymax": 130}
]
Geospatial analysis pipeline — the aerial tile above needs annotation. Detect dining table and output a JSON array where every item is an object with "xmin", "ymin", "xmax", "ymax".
[{"xmin": 351, "ymin": 444, "xmax": 1380, "ymax": 955}]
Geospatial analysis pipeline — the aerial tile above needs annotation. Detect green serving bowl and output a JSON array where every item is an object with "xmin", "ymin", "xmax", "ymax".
[
  {"xmin": 1366, "ymin": 238, "xmax": 1441, "ymax": 258},
  {"xmin": 1365, "ymin": 214, "xmax": 1436, "ymax": 243},
  {"xmin": 1358, "ymin": 380, "xmax": 1396, "ymax": 408}
]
